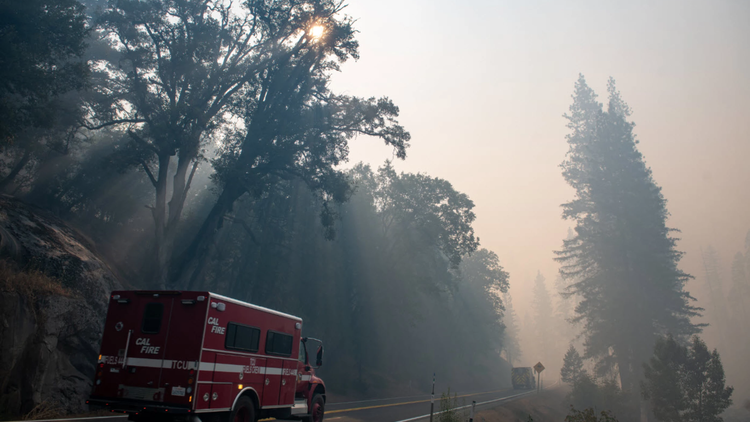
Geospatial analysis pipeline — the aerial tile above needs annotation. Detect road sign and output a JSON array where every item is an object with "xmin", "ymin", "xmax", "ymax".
[{"xmin": 533, "ymin": 362, "xmax": 545, "ymax": 373}]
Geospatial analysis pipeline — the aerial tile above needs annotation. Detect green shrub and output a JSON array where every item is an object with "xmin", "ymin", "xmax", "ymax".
[{"xmin": 565, "ymin": 406, "xmax": 620, "ymax": 422}]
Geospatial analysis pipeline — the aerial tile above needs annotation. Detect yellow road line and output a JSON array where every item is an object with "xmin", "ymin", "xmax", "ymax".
[
  {"xmin": 258, "ymin": 388, "xmax": 510, "ymax": 420},
  {"xmin": 326, "ymin": 389, "xmax": 508, "ymax": 414}
]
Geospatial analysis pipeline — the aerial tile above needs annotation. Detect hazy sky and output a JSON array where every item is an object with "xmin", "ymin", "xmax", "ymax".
[{"xmin": 329, "ymin": 0, "xmax": 750, "ymax": 313}]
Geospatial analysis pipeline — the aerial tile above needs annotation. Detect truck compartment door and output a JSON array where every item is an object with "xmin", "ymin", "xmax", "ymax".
[
  {"xmin": 261, "ymin": 358, "xmax": 283, "ymax": 408},
  {"xmin": 279, "ymin": 360, "xmax": 297, "ymax": 406}
]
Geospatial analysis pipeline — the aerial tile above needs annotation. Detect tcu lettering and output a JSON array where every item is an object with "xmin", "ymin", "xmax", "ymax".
[
  {"xmin": 208, "ymin": 317, "xmax": 225, "ymax": 335},
  {"xmin": 171, "ymin": 360, "xmax": 193, "ymax": 370},
  {"xmin": 135, "ymin": 338, "xmax": 160, "ymax": 354}
]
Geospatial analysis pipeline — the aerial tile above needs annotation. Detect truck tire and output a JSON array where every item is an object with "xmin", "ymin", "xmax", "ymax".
[
  {"xmin": 229, "ymin": 396, "xmax": 256, "ymax": 422},
  {"xmin": 309, "ymin": 394, "xmax": 325, "ymax": 422}
]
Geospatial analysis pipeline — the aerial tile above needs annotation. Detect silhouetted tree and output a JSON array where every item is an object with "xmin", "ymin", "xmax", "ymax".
[
  {"xmin": 458, "ymin": 248, "xmax": 510, "ymax": 356},
  {"xmin": 555, "ymin": 75, "xmax": 702, "ymax": 400},
  {"xmin": 502, "ymin": 292, "xmax": 522, "ymax": 365},
  {"xmin": 561, "ymin": 345, "xmax": 586, "ymax": 386},
  {"xmin": 683, "ymin": 337, "xmax": 733, "ymax": 422},
  {"xmin": 643, "ymin": 335, "xmax": 733, "ymax": 422},
  {"xmin": 375, "ymin": 161, "xmax": 479, "ymax": 269},
  {"xmin": 532, "ymin": 271, "xmax": 554, "ymax": 368},
  {"xmin": 641, "ymin": 335, "xmax": 687, "ymax": 422},
  {"xmin": 700, "ymin": 246, "xmax": 728, "ymax": 346},
  {"xmin": 91, "ymin": 0, "xmax": 333, "ymax": 286},
  {"xmin": 0, "ymin": 0, "xmax": 88, "ymax": 190},
  {"xmin": 727, "ymin": 231, "xmax": 750, "ymax": 328},
  {"xmin": 172, "ymin": 6, "xmax": 411, "ymax": 288},
  {"xmin": 555, "ymin": 272, "xmax": 578, "ymax": 354}
]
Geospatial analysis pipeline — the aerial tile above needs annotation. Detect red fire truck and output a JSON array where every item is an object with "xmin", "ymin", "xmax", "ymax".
[{"xmin": 87, "ymin": 291, "xmax": 326, "ymax": 422}]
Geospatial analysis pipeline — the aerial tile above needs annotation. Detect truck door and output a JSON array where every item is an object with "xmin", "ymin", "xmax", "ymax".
[
  {"xmin": 120, "ymin": 295, "xmax": 174, "ymax": 402},
  {"xmin": 295, "ymin": 340, "xmax": 313, "ymax": 396}
]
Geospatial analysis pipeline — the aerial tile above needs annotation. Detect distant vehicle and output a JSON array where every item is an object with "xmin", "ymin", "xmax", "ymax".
[
  {"xmin": 511, "ymin": 367, "xmax": 536, "ymax": 390},
  {"xmin": 87, "ymin": 290, "xmax": 326, "ymax": 422}
]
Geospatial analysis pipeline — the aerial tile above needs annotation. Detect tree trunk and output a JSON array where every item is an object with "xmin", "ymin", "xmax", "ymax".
[
  {"xmin": 170, "ymin": 180, "xmax": 246, "ymax": 289},
  {"xmin": 153, "ymin": 153, "xmax": 197, "ymax": 287},
  {"xmin": 0, "ymin": 149, "xmax": 32, "ymax": 193},
  {"xmin": 152, "ymin": 153, "xmax": 171, "ymax": 288}
]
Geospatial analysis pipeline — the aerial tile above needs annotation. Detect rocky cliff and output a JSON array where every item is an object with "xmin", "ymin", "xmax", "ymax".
[{"xmin": 0, "ymin": 195, "xmax": 122, "ymax": 418}]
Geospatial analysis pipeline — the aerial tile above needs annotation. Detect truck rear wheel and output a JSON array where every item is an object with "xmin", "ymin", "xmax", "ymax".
[
  {"xmin": 230, "ymin": 396, "xmax": 256, "ymax": 422},
  {"xmin": 309, "ymin": 394, "xmax": 324, "ymax": 422}
]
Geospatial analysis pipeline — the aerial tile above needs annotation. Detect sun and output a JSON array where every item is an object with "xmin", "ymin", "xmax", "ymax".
[{"xmin": 309, "ymin": 25, "xmax": 325, "ymax": 39}]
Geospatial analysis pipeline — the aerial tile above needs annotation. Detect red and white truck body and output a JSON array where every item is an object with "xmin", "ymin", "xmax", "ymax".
[{"xmin": 87, "ymin": 291, "xmax": 326, "ymax": 422}]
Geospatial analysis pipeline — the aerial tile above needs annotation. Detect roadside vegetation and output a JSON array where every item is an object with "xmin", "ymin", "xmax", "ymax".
[
  {"xmin": 437, "ymin": 388, "xmax": 466, "ymax": 422},
  {"xmin": 0, "ymin": 259, "xmax": 70, "ymax": 301}
]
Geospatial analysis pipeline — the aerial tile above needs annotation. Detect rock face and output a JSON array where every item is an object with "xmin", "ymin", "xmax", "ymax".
[{"xmin": 0, "ymin": 195, "xmax": 122, "ymax": 417}]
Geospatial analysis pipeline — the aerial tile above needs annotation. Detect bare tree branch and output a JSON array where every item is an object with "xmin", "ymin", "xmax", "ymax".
[
  {"xmin": 82, "ymin": 118, "xmax": 146, "ymax": 131},
  {"xmin": 141, "ymin": 160, "xmax": 158, "ymax": 187}
]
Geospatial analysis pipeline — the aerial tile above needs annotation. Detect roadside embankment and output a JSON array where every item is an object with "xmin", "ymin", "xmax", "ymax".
[
  {"xmin": 474, "ymin": 388, "xmax": 569, "ymax": 422},
  {"xmin": 0, "ymin": 195, "xmax": 121, "ymax": 419}
]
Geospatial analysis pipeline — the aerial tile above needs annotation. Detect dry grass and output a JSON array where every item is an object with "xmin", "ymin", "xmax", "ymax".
[
  {"xmin": 21, "ymin": 401, "xmax": 64, "ymax": 421},
  {"xmin": 0, "ymin": 259, "xmax": 71, "ymax": 301}
]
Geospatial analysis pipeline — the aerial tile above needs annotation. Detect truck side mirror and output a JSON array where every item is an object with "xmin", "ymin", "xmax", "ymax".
[{"xmin": 315, "ymin": 346, "xmax": 323, "ymax": 368}]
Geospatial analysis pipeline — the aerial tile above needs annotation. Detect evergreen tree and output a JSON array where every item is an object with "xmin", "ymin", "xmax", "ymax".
[
  {"xmin": 642, "ymin": 335, "xmax": 688, "ymax": 422},
  {"xmin": 643, "ymin": 336, "xmax": 733, "ymax": 422},
  {"xmin": 683, "ymin": 337, "xmax": 733, "ymax": 422},
  {"xmin": 700, "ymin": 246, "xmax": 728, "ymax": 330},
  {"xmin": 555, "ymin": 272, "xmax": 578, "ymax": 351},
  {"xmin": 561, "ymin": 345, "xmax": 586, "ymax": 386},
  {"xmin": 502, "ymin": 292, "xmax": 522, "ymax": 365},
  {"xmin": 532, "ymin": 271, "xmax": 554, "ymax": 371},
  {"xmin": 727, "ymin": 232, "xmax": 750, "ymax": 325},
  {"xmin": 555, "ymin": 75, "xmax": 702, "ymax": 397},
  {"xmin": 521, "ymin": 311, "xmax": 534, "ymax": 362}
]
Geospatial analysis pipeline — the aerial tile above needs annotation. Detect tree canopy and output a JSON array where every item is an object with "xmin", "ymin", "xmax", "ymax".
[{"xmin": 0, "ymin": 0, "xmax": 88, "ymax": 145}]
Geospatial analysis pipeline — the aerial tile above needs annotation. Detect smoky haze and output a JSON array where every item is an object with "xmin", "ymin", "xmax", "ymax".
[
  {"xmin": 330, "ymin": 0, "xmax": 750, "ymax": 406},
  {"xmin": 1, "ymin": 0, "xmax": 749, "ymax": 420}
]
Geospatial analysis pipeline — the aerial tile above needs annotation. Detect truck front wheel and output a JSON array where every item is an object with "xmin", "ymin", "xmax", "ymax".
[
  {"xmin": 230, "ymin": 396, "xmax": 256, "ymax": 422},
  {"xmin": 309, "ymin": 394, "xmax": 324, "ymax": 422}
]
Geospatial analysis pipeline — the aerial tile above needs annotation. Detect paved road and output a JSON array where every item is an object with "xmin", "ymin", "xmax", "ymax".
[
  {"xmin": 20, "ymin": 388, "xmax": 537, "ymax": 422},
  {"xmin": 325, "ymin": 388, "xmax": 535, "ymax": 422}
]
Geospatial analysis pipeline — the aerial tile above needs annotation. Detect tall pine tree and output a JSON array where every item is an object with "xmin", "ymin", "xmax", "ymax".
[
  {"xmin": 532, "ymin": 271, "xmax": 555, "ymax": 372},
  {"xmin": 555, "ymin": 75, "xmax": 701, "ymax": 398},
  {"xmin": 501, "ymin": 292, "xmax": 522, "ymax": 366}
]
